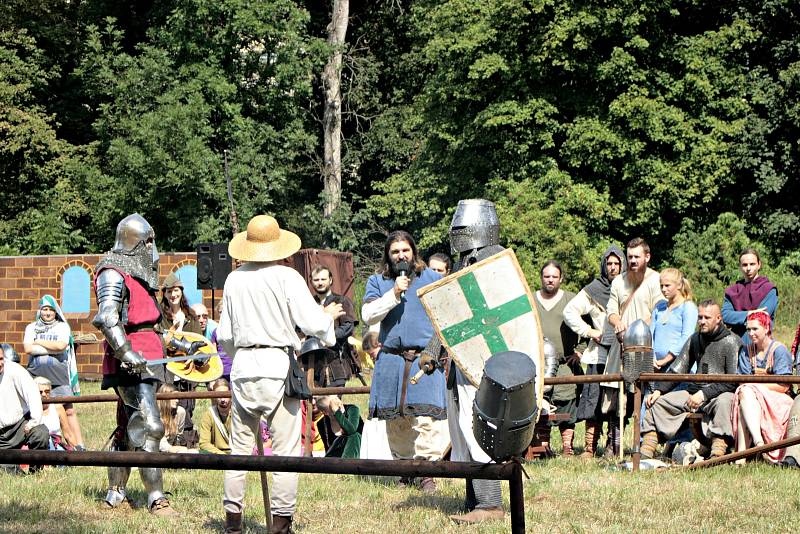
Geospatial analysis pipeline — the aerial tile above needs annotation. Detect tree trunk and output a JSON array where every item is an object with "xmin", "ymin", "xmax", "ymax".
[{"xmin": 322, "ymin": 0, "xmax": 349, "ymax": 218}]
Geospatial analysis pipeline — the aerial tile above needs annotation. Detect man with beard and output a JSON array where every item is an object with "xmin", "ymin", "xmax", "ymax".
[
  {"xmin": 564, "ymin": 246, "xmax": 625, "ymax": 458},
  {"xmin": 198, "ymin": 378, "xmax": 233, "ymax": 454},
  {"xmin": 640, "ymin": 300, "xmax": 742, "ymax": 459},
  {"xmin": 419, "ymin": 198, "xmax": 505, "ymax": 524},
  {"xmin": 310, "ymin": 265, "xmax": 358, "ymax": 387},
  {"xmin": 603, "ymin": 237, "xmax": 663, "ymax": 456},
  {"xmin": 535, "ymin": 260, "xmax": 580, "ymax": 456},
  {"xmin": 362, "ymin": 230, "xmax": 447, "ymax": 494}
]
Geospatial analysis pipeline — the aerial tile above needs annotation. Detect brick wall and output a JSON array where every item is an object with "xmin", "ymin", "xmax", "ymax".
[
  {"xmin": 0, "ymin": 249, "xmax": 353, "ymax": 380},
  {"xmin": 0, "ymin": 253, "xmax": 220, "ymax": 379}
]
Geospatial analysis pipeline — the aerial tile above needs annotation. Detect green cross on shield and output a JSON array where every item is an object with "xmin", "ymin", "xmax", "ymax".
[{"xmin": 440, "ymin": 272, "xmax": 532, "ymax": 353}]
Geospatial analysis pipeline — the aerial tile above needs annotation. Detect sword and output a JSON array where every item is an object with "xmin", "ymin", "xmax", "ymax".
[{"xmin": 146, "ymin": 353, "xmax": 221, "ymax": 366}]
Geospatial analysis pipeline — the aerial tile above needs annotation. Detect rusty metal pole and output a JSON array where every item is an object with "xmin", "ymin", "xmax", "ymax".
[
  {"xmin": 508, "ymin": 461, "xmax": 525, "ymax": 534},
  {"xmin": 631, "ymin": 381, "xmax": 642, "ymax": 472}
]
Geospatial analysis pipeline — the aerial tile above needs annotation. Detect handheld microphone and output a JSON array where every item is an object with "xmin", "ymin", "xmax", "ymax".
[{"xmin": 396, "ymin": 261, "xmax": 410, "ymax": 298}]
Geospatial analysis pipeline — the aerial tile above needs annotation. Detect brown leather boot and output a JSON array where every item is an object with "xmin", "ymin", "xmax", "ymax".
[
  {"xmin": 270, "ymin": 515, "xmax": 293, "ymax": 534},
  {"xmin": 710, "ymin": 437, "xmax": 729, "ymax": 458},
  {"xmin": 149, "ymin": 497, "xmax": 177, "ymax": 517},
  {"xmin": 560, "ymin": 428, "xmax": 575, "ymax": 456},
  {"xmin": 224, "ymin": 512, "xmax": 242, "ymax": 534},
  {"xmin": 419, "ymin": 477, "xmax": 437, "ymax": 494},
  {"xmin": 640, "ymin": 431, "xmax": 659, "ymax": 459},
  {"xmin": 580, "ymin": 422, "xmax": 600, "ymax": 459}
]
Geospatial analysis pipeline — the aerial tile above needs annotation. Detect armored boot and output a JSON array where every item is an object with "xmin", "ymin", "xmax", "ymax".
[
  {"xmin": 640, "ymin": 431, "xmax": 659, "ymax": 459},
  {"xmin": 141, "ymin": 438, "xmax": 176, "ymax": 517},
  {"xmin": 224, "ymin": 511, "xmax": 243, "ymax": 534},
  {"xmin": 103, "ymin": 467, "xmax": 132, "ymax": 508},
  {"xmin": 580, "ymin": 422, "xmax": 600, "ymax": 459},
  {"xmin": 560, "ymin": 428, "xmax": 575, "ymax": 456}
]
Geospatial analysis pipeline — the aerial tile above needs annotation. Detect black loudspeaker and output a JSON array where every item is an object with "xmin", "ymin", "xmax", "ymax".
[{"xmin": 196, "ymin": 242, "xmax": 232, "ymax": 290}]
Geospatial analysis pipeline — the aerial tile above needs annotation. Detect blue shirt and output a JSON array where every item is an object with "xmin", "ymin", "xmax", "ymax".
[
  {"xmin": 650, "ymin": 301, "xmax": 698, "ymax": 359},
  {"xmin": 363, "ymin": 268, "xmax": 447, "ymax": 419},
  {"xmin": 738, "ymin": 341, "xmax": 793, "ymax": 375},
  {"xmin": 722, "ymin": 288, "xmax": 778, "ymax": 342},
  {"xmin": 363, "ymin": 269, "xmax": 441, "ymax": 350}
]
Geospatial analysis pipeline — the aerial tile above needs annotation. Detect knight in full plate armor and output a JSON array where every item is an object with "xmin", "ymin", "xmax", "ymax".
[
  {"xmin": 93, "ymin": 213, "xmax": 176, "ymax": 516},
  {"xmin": 420, "ymin": 199, "xmax": 506, "ymax": 525}
]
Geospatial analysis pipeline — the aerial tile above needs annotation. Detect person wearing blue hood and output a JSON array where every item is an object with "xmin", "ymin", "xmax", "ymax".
[
  {"xmin": 564, "ymin": 246, "xmax": 625, "ymax": 458},
  {"xmin": 23, "ymin": 295, "xmax": 85, "ymax": 450}
]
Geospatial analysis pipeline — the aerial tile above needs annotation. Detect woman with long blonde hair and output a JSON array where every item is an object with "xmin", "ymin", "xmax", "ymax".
[{"xmin": 650, "ymin": 268, "xmax": 698, "ymax": 371}]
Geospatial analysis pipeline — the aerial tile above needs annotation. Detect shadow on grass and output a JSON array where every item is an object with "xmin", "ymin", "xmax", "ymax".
[
  {"xmin": 394, "ymin": 493, "xmax": 465, "ymax": 515},
  {"xmin": 0, "ymin": 500, "xmax": 111, "ymax": 534}
]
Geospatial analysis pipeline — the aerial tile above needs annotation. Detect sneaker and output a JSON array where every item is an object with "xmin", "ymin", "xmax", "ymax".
[
  {"xmin": 149, "ymin": 497, "xmax": 177, "ymax": 517},
  {"xmin": 449, "ymin": 507, "xmax": 505, "ymax": 524}
]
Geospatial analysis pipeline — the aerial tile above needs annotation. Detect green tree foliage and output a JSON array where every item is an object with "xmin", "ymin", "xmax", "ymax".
[{"xmin": 0, "ymin": 30, "xmax": 91, "ymax": 254}]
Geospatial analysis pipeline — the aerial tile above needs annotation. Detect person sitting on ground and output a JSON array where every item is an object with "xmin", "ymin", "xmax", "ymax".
[
  {"xmin": 640, "ymin": 299, "xmax": 741, "ymax": 460},
  {"xmin": 34, "ymin": 376, "xmax": 77, "ymax": 450},
  {"xmin": 0, "ymin": 349, "xmax": 49, "ymax": 455},
  {"xmin": 158, "ymin": 273, "xmax": 204, "ymax": 447},
  {"xmin": 198, "ymin": 378, "xmax": 232, "ymax": 454},
  {"xmin": 722, "ymin": 248, "xmax": 778, "ymax": 343},
  {"xmin": 732, "ymin": 310, "xmax": 793, "ymax": 464},
  {"xmin": 24, "ymin": 295, "xmax": 86, "ymax": 450},
  {"xmin": 157, "ymin": 383, "xmax": 194, "ymax": 453}
]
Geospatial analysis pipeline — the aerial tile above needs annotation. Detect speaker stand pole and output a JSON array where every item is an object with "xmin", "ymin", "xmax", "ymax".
[{"xmin": 211, "ymin": 288, "xmax": 215, "ymax": 321}]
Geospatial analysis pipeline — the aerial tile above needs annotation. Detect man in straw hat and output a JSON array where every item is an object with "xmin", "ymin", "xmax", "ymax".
[{"xmin": 217, "ymin": 215, "xmax": 344, "ymax": 534}]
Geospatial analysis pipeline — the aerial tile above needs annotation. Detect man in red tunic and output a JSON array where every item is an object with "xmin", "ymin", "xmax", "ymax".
[{"xmin": 93, "ymin": 213, "xmax": 178, "ymax": 516}]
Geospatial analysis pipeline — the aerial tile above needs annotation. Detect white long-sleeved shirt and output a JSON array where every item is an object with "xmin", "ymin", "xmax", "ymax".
[
  {"xmin": 216, "ymin": 263, "xmax": 335, "ymax": 380},
  {"xmin": 0, "ymin": 360, "xmax": 43, "ymax": 429},
  {"xmin": 361, "ymin": 288, "xmax": 401, "ymax": 326},
  {"xmin": 563, "ymin": 289, "xmax": 607, "ymax": 365}
]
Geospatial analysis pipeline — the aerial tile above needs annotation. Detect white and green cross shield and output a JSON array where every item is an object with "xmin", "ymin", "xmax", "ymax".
[{"xmin": 418, "ymin": 249, "xmax": 544, "ymax": 403}]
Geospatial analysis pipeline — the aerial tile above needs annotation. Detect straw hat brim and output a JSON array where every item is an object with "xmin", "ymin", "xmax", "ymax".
[{"xmin": 228, "ymin": 227, "xmax": 301, "ymax": 262}]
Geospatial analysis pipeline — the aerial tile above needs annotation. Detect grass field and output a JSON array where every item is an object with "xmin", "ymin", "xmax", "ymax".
[{"xmin": 3, "ymin": 379, "xmax": 800, "ymax": 533}]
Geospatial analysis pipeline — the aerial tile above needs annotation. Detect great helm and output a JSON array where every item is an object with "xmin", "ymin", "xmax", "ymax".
[
  {"xmin": 109, "ymin": 213, "xmax": 159, "ymax": 289},
  {"xmin": 473, "ymin": 350, "xmax": 538, "ymax": 462},
  {"xmin": 113, "ymin": 213, "xmax": 156, "ymax": 256},
  {"xmin": 449, "ymin": 199, "xmax": 500, "ymax": 255}
]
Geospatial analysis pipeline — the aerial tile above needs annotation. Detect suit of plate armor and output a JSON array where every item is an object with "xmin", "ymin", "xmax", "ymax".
[
  {"xmin": 93, "ymin": 214, "xmax": 173, "ymax": 514},
  {"xmin": 421, "ymin": 199, "xmax": 505, "ymax": 516}
]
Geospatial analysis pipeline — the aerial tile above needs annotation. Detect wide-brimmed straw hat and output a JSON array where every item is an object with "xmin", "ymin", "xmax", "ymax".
[{"xmin": 228, "ymin": 215, "xmax": 301, "ymax": 262}]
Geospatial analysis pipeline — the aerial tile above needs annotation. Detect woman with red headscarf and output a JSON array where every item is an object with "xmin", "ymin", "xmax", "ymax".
[{"xmin": 732, "ymin": 310, "xmax": 793, "ymax": 463}]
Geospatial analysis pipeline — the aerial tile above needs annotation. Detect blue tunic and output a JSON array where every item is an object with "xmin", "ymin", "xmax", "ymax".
[
  {"xmin": 650, "ymin": 301, "xmax": 699, "ymax": 361},
  {"xmin": 364, "ymin": 268, "xmax": 447, "ymax": 420},
  {"xmin": 738, "ymin": 341, "xmax": 793, "ymax": 376}
]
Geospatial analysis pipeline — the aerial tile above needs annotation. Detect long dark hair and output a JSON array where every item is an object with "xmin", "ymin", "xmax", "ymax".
[
  {"xmin": 160, "ymin": 287, "xmax": 196, "ymax": 324},
  {"xmin": 380, "ymin": 230, "xmax": 426, "ymax": 277}
]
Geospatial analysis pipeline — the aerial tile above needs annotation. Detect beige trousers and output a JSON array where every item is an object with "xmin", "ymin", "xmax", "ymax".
[
  {"xmin": 385, "ymin": 415, "xmax": 445, "ymax": 461},
  {"xmin": 223, "ymin": 376, "xmax": 301, "ymax": 517}
]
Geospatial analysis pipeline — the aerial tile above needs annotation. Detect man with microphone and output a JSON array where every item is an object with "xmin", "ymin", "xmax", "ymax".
[{"xmin": 362, "ymin": 230, "xmax": 447, "ymax": 494}]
